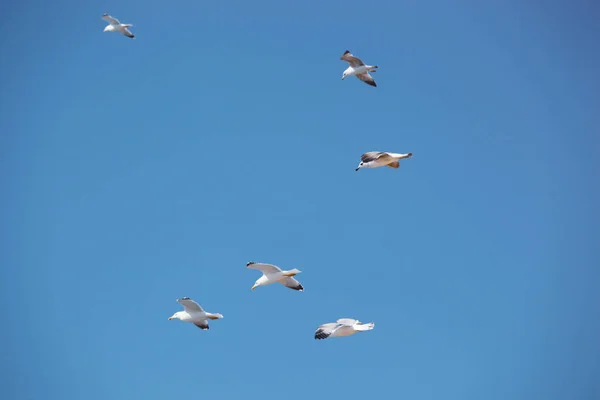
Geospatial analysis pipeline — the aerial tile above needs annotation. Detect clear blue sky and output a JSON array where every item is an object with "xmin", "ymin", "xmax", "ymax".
[{"xmin": 1, "ymin": 1, "xmax": 599, "ymax": 399}]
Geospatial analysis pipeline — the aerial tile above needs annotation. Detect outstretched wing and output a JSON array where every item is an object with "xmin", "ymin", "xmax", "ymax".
[
  {"xmin": 122, "ymin": 28, "xmax": 135, "ymax": 39},
  {"xmin": 315, "ymin": 322, "xmax": 341, "ymax": 340},
  {"xmin": 280, "ymin": 277, "xmax": 304, "ymax": 291},
  {"xmin": 102, "ymin": 14, "xmax": 120, "ymax": 25},
  {"xmin": 194, "ymin": 320, "xmax": 209, "ymax": 330},
  {"xmin": 177, "ymin": 297, "xmax": 204, "ymax": 313},
  {"xmin": 361, "ymin": 152, "xmax": 385, "ymax": 163},
  {"xmin": 340, "ymin": 50, "xmax": 364, "ymax": 67},
  {"xmin": 246, "ymin": 261, "xmax": 282, "ymax": 274},
  {"xmin": 357, "ymin": 72, "xmax": 376, "ymax": 87}
]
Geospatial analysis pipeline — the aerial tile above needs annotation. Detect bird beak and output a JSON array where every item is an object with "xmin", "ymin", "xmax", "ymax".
[
  {"xmin": 355, "ymin": 167, "xmax": 360, "ymax": 171},
  {"xmin": 251, "ymin": 285, "xmax": 257, "ymax": 290},
  {"xmin": 168, "ymin": 316, "xmax": 173, "ymax": 320}
]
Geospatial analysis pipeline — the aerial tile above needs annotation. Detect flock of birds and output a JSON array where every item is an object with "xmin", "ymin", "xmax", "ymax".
[{"xmin": 102, "ymin": 13, "xmax": 413, "ymax": 341}]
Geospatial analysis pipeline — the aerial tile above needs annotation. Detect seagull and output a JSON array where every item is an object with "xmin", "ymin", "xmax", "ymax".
[
  {"xmin": 340, "ymin": 50, "xmax": 378, "ymax": 87},
  {"xmin": 102, "ymin": 13, "xmax": 135, "ymax": 39},
  {"xmin": 355, "ymin": 152, "xmax": 413, "ymax": 171},
  {"xmin": 246, "ymin": 262, "xmax": 304, "ymax": 292},
  {"xmin": 314, "ymin": 318, "xmax": 375, "ymax": 340},
  {"xmin": 168, "ymin": 297, "xmax": 223, "ymax": 331}
]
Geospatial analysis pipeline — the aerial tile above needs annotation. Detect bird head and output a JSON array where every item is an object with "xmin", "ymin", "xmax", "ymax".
[{"xmin": 168, "ymin": 312, "xmax": 179, "ymax": 321}]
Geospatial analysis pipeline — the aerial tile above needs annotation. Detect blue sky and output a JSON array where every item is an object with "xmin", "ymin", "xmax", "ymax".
[{"xmin": 1, "ymin": 1, "xmax": 599, "ymax": 399}]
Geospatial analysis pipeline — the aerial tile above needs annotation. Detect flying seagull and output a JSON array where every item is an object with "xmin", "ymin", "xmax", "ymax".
[
  {"xmin": 340, "ymin": 50, "xmax": 378, "ymax": 87},
  {"xmin": 168, "ymin": 297, "xmax": 223, "ymax": 331},
  {"xmin": 246, "ymin": 262, "xmax": 304, "ymax": 292},
  {"xmin": 102, "ymin": 13, "xmax": 135, "ymax": 39},
  {"xmin": 314, "ymin": 318, "xmax": 375, "ymax": 340},
  {"xmin": 355, "ymin": 151, "xmax": 413, "ymax": 171}
]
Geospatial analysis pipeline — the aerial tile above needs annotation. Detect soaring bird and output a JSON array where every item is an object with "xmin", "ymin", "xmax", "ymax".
[
  {"xmin": 246, "ymin": 261, "xmax": 304, "ymax": 292},
  {"xmin": 102, "ymin": 13, "xmax": 135, "ymax": 39},
  {"xmin": 168, "ymin": 297, "xmax": 223, "ymax": 331},
  {"xmin": 314, "ymin": 318, "xmax": 375, "ymax": 340},
  {"xmin": 356, "ymin": 151, "xmax": 413, "ymax": 171},
  {"xmin": 340, "ymin": 50, "xmax": 378, "ymax": 87}
]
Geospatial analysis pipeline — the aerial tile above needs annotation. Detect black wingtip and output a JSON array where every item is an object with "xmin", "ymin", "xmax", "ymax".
[
  {"xmin": 314, "ymin": 330, "xmax": 329, "ymax": 340},
  {"xmin": 288, "ymin": 284, "xmax": 303, "ymax": 291}
]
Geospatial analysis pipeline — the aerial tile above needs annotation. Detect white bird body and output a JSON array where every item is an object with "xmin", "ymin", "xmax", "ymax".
[
  {"xmin": 247, "ymin": 262, "xmax": 304, "ymax": 291},
  {"xmin": 168, "ymin": 297, "xmax": 223, "ymax": 331},
  {"xmin": 102, "ymin": 13, "xmax": 135, "ymax": 39},
  {"xmin": 343, "ymin": 64, "xmax": 372, "ymax": 77},
  {"xmin": 315, "ymin": 318, "xmax": 375, "ymax": 340},
  {"xmin": 356, "ymin": 151, "xmax": 413, "ymax": 171}
]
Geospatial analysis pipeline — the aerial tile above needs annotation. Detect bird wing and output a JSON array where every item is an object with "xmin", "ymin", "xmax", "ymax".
[
  {"xmin": 177, "ymin": 297, "xmax": 204, "ymax": 313},
  {"xmin": 354, "ymin": 322, "xmax": 375, "ymax": 331},
  {"xmin": 361, "ymin": 152, "xmax": 386, "ymax": 163},
  {"xmin": 336, "ymin": 318, "xmax": 358, "ymax": 326},
  {"xmin": 357, "ymin": 72, "xmax": 377, "ymax": 87},
  {"xmin": 340, "ymin": 50, "xmax": 364, "ymax": 67},
  {"xmin": 246, "ymin": 261, "xmax": 282, "ymax": 274},
  {"xmin": 102, "ymin": 14, "xmax": 120, "ymax": 25},
  {"xmin": 280, "ymin": 277, "xmax": 304, "ymax": 291},
  {"xmin": 314, "ymin": 322, "xmax": 342, "ymax": 339},
  {"xmin": 122, "ymin": 28, "xmax": 135, "ymax": 38},
  {"xmin": 194, "ymin": 320, "xmax": 209, "ymax": 330}
]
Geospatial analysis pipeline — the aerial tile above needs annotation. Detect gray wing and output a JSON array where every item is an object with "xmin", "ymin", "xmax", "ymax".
[
  {"xmin": 122, "ymin": 28, "xmax": 135, "ymax": 39},
  {"xmin": 361, "ymin": 152, "xmax": 386, "ymax": 162},
  {"xmin": 194, "ymin": 320, "xmax": 209, "ymax": 330},
  {"xmin": 341, "ymin": 50, "xmax": 364, "ymax": 67},
  {"xmin": 102, "ymin": 14, "xmax": 120, "ymax": 25},
  {"xmin": 246, "ymin": 261, "xmax": 282, "ymax": 274},
  {"xmin": 357, "ymin": 72, "xmax": 377, "ymax": 87},
  {"xmin": 315, "ymin": 322, "xmax": 341, "ymax": 339},
  {"xmin": 280, "ymin": 277, "xmax": 304, "ymax": 291},
  {"xmin": 177, "ymin": 297, "xmax": 204, "ymax": 313}
]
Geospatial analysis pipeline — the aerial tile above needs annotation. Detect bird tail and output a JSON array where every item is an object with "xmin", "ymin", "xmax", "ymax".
[
  {"xmin": 283, "ymin": 268, "xmax": 302, "ymax": 277},
  {"xmin": 207, "ymin": 313, "xmax": 224, "ymax": 320},
  {"xmin": 123, "ymin": 24, "xmax": 133, "ymax": 27},
  {"xmin": 356, "ymin": 322, "xmax": 374, "ymax": 331}
]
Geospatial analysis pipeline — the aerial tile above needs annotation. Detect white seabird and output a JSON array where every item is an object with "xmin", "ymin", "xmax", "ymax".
[
  {"xmin": 340, "ymin": 50, "xmax": 378, "ymax": 87},
  {"xmin": 355, "ymin": 151, "xmax": 413, "ymax": 171},
  {"xmin": 314, "ymin": 318, "xmax": 375, "ymax": 340},
  {"xmin": 102, "ymin": 13, "xmax": 135, "ymax": 39},
  {"xmin": 168, "ymin": 297, "xmax": 223, "ymax": 331},
  {"xmin": 246, "ymin": 261, "xmax": 304, "ymax": 292}
]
